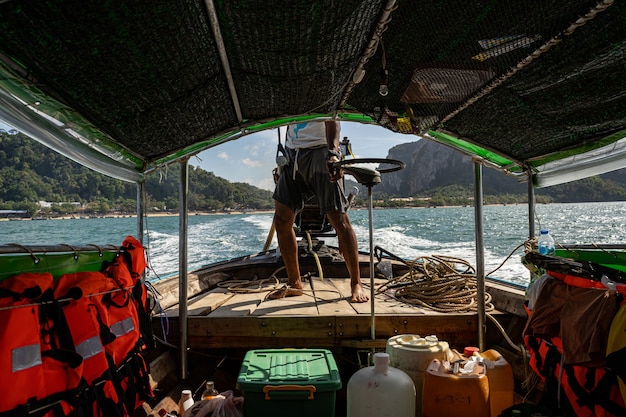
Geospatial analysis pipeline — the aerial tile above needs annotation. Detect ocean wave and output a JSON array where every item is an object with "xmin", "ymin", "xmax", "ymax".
[{"xmin": 4, "ymin": 202, "xmax": 625, "ymax": 286}]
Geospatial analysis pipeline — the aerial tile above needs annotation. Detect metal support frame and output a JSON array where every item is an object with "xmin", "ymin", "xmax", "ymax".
[
  {"xmin": 473, "ymin": 162, "xmax": 486, "ymax": 351},
  {"xmin": 528, "ymin": 172, "xmax": 536, "ymax": 283},
  {"xmin": 204, "ymin": 0, "xmax": 243, "ymax": 122},
  {"xmin": 367, "ymin": 185, "xmax": 375, "ymax": 341},
  {"xmin": 336, "ymin": 158, "xmax": 404, "ymax": 345},
  {"xmin": 179, "ymin": 160, "xmax": 190, "ymax": 379},
  {"xmin": 136, "ymin": 182, "xmax": 144, "ymax": 245},
  {"xmin": 528, "ymin": 175, "xmax": 536, "ymax": 239}
]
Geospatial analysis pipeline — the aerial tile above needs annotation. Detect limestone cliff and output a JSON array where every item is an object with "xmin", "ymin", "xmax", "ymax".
[{"xmin": 375, "ymin": 139, "xmax": 525, "ymax": 196}]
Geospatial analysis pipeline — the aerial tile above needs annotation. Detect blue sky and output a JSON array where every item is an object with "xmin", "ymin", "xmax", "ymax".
[
  {"xmin": 193, "ymin": 122, "xmax": 419, "ymax": 190},
  {"xmin": 1, "ymin": 120, "xmax": 419, "ymax": 190}
]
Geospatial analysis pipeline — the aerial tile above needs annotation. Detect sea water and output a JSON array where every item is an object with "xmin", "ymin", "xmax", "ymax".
[{"xmin": 2, "ymin": 201, "xmax": 626, "ymax": 287}]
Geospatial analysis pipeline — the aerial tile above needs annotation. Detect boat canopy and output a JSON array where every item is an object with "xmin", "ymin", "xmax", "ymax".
[{"xmin": 0, "ymin": 0, "xmax": 624, "ymax": 186}]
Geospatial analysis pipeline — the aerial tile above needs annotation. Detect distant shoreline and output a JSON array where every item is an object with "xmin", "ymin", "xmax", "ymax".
[
  {"xmin": 0, "ymin": 209, "xmax": 277, "ymax": 221},
  {"xmin": 2, "ymin": 201, "xmax": 621, "ymax": 222},
  {"xmin": 0, "ymin": 204, "xmax": 535, "ymax": 221}
]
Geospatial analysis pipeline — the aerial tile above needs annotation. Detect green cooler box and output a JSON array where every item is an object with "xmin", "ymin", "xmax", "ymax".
[{"xmin": 236, "ymin": 348, "xmax": 342, "ymax": 417}]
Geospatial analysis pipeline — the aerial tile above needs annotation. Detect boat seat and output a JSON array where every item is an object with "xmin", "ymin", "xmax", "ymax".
[
  {"xmin": 294, "ymin": 158, "xmax": 359, "ymax": 238},
  {"xmin": 295, "ymin": 196, "xmax": 335, "ymax": 237}
]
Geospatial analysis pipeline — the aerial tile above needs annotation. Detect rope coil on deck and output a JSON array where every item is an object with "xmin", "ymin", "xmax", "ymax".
[
  {"xmin": 378, "ymin": 255, "xmax": 495, "ymax": 313},
  {"xmin": 217, "ymin": 276, "xmax": 283, "ymax": 293}
]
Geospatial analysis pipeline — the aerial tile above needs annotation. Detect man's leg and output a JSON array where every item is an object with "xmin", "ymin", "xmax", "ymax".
[
  {"xmin": 272, "ymin": 201, "xmax": 304, "ymax": 297},
  {"xmin": 326, "ymin": 211, "xmax": 369, "ymax": 303}
]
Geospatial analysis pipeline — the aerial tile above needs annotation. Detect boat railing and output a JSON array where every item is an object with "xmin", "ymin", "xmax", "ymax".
[{"xmin": 0, "ymin": 243, "xmax": 122, "ymax": 280}]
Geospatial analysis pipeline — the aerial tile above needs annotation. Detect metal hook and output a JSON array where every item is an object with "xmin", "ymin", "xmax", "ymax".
[
  {"xmin": 86, "ymin": 244, "xmax": 104, "ymax": 257},
  {"xmin": 59, "ymin": 244, "xmax": 79, "ymax": 260},
  {"xmin": 7, "ymin": 243, "xmax": 40, "ymax": 264}
]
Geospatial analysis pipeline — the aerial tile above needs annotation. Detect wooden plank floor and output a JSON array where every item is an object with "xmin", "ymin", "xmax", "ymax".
[
  {"xmin": 162, "ymin": 276, "xmax": 441, "ymax": 318},
  {"xmin": 157, "ymin": 276, "xmax": 483, "ymax": 350}
]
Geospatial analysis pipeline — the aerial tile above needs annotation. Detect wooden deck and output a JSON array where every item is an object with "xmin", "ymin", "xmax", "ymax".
[
  {"xmin": 155, "ymin": 275, "xmax": 485, "ymax": 351},
  {"xmin": 150, "ymin": 242, "xmax": 526, "ymax": 353},
  {"xmin": 145, "ymin": 247, "xmax": 529, "ymax": 417}
]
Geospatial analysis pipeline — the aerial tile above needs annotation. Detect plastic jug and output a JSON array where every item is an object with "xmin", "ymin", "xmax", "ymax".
[
  {"xmin": 347, "ymin": 352, "xmax": 415, "ymax": 417},
  {"xmin": 481, "ymin": 349, "xmax": 514, "ymax": 417},
  {"xmin": 422, "ymin": 358, "xmax": 490, "ymax": 417},
  {"xmin": 386, "ymin": 334, "xmax": 451, "ymax": 417}
]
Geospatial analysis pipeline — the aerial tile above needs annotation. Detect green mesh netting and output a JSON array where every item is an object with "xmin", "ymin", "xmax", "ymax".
[{"xmin": 0, "ymin": 0, "xmax": 623, "ymax": 171}]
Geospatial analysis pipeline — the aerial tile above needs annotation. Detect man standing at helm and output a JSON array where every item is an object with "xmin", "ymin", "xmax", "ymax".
[{"xmin": 271, "ymin": 120, "xmax": 368, "ymax": 303}]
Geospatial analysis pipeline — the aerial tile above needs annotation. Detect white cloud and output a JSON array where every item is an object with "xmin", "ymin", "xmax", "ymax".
[
  {"xmin": 242, "ymin": 158, "xmax": 263, "ymax": 167},
  {"xmin": 243, "ymin": 132, "xmax": 277, "ymax": 159},
  {"xmin": 217, "ymin": 151, "xmax": 229, "ymax": 159},
  {"xmin": 245, "ymin": 177, "xmax": 276, "ymax": 192},
  {"xmin": 243, "ymin": 143, "xmax": 261, "ymax": 157}
]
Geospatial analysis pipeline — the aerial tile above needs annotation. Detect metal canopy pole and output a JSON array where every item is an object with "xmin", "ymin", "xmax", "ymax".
[
  {"xmin": 473, "ymin": 162, "xmax": 486, "ymax": 351},
  {"xmin": 528, "ymin": 172, "xmax": 536, "ymax": 239},
  {"xmin": 179, "ymin": 159, "xmax": 190, "ymax": 380},
  {"xmin": 204, "ymin": 0, "xmax": 243, "ymax": 122},
  {"xmin": 528, "ymin": 171, "xmax": 536, "ymax": 283},
  {"xmin": 136, "ymin": 181, "xmax": 144, "ymax": 245},
  {"xmin": 367, "ymin": 184, "xmax": 376, "ymax": 341},
  {"xmin": 336, "ymin": 158, "xmax": 405, "ymax": 344}
]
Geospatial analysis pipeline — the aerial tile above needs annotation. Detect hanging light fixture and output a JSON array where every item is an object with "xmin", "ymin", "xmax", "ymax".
[{"xmin": 379, "ymin": 68, "xmax": 389, "ymax": 96}]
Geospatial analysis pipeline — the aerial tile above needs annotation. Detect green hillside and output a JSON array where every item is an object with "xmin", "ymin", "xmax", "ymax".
[
  {"xmin": 2, "ymin": 129, "xmax": 626, "ymax": 217},
  {"xmin": 0, "ymin": 131, "xmax": 274, "ymax": 216}
]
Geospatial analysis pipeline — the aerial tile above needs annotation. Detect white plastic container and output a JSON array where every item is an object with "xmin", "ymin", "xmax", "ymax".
[
  {"xmin": 386, "ymin": 334, "xmax": 451, "ymax": 417},
  {"xmin": 179, "ymin": 389, "xmax": 194, "ymax": 416},
  {"xmin": 347, "ymin": 352, "xmax": 415, "ymax": 417}
]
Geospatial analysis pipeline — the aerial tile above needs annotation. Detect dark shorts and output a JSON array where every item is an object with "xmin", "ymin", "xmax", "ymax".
[{"xmin": 273, "ymin": 147, "xmax": 348, "ymax": 215}]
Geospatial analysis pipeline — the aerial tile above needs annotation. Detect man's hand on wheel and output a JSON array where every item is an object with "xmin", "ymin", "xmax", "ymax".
[{"xmin": 327, "ymin": 155, "xmax": 342, "ymax": 182}]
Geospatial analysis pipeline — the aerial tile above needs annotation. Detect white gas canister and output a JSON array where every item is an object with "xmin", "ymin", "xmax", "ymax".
[
  {"xmin": 347, "ymin": 352, "xmax": 415, "ymax": 417},
  {"xmin": 386, "ymin": 334, "xmax": 451, "ymax": 416}
]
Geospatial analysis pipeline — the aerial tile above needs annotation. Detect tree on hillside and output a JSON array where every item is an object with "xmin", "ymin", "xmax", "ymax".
[{"xmin": 0, "ymin": 131, "xmax": 275, "ymax": 213}]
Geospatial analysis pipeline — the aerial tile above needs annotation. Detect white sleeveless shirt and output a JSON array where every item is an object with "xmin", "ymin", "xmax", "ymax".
[{"xmin": 285, "ymin": 122, "xmax": 327, "ymax": 149}]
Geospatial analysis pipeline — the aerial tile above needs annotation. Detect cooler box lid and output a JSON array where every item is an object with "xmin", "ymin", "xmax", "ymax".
[{"xmin": 237, "ymin": 349, "xmax": 341, "ymax": 392}]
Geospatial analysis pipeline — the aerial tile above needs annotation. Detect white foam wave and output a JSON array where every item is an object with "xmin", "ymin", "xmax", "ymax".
[
  {"xmin": 241, "ymin": 214, "xmax": 274, "ymax": 230},
  {"xmin": 31, "ymin": 202, "xmax": 619, "ymax": 286}
]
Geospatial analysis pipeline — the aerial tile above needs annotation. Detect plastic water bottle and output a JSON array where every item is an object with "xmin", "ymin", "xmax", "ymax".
[
  {"xmin": 537, "ymin": 229, "xmax": 555, "ymax": 255},
  {"xmin": 201, "ymin": 381, "xmax": 219, "ymax": 401}
]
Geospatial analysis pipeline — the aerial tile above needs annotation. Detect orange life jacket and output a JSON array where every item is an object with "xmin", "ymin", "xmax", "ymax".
[
  {"xmin": 0, "ymin": 273, "xmax": 86, "ymax": 417},
  {"xmin": 119, "ymin": 236, "xmax": 155, "ymax": 350},
  {"xmin": 101, "ymin": 259, "xmax": 141, "ymax": 366},
  {"xmin": 525, "ymin": 274, "xmax": 626, "ymax": 417},
  {"xmin": 51, "ymin": 272, "xmax": 125, "ymax": 417},
  {"xmin": 102, "ymin": 259, "xmax": 154, "ymax": 414},
  {"xmin": 0, "ymin": 238, "xmax": 153, "ymax": 417},
  {"xmin": 121, "ymin": 235, "xmax": 147, "ymax": 281},
  {"xmin": 0, "ymin": 273, "xmax": 51, "ymax": 413}
]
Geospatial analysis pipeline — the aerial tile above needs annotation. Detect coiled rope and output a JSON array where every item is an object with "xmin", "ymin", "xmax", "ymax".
[
  {"xmin": 377, "ymin": 254, "xmax": 495, "ymax": 313},
  {"xmin": 378, "ymin": 251, "xmax": 533, "ymax": 380}
]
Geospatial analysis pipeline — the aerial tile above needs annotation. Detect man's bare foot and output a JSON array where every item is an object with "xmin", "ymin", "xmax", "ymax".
[
  {"xmin": 351, "ymin": 283, "xmax": 369, "ymax": 303},
  {"xmin": 268, "ymin": 285, "xmax": 304, "ymax": 300}
]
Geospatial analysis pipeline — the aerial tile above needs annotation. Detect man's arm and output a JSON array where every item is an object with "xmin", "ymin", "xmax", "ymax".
[
  {"xmin": 325, "ymin": 121, "xmax": 342, "ymax": 182},
  {"xmin": 324, "ymin": 120, "xmax": 340, "ymax": 152}
]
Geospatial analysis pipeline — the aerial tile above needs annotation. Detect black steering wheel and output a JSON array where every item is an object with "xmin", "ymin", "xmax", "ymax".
[
  {"xmin": 333, "ymin": 158, "xmax": 405, "ymax": 173},
  {"xmin": 332, "ymin": 158, "xmax": 405, "ymax": 187}
]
